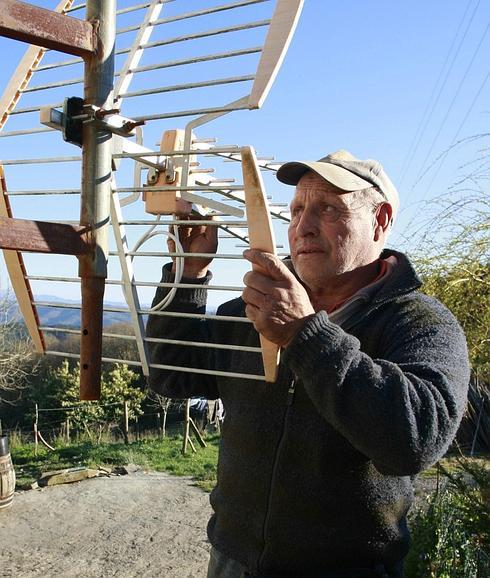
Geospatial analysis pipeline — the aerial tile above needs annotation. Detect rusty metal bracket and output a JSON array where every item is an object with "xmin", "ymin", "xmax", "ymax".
[
  {"xmin": 0, "ymin": 217, "xmax": 91, "ymax": 256},
  {"xmin": 0, "ymin": 0, "xmax": 96, "ymax": 59}
]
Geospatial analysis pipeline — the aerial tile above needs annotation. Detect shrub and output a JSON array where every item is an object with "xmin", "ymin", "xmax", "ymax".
[{"xmin": 406, "ymin": 457, "xmax": 489, "ymax": 577}]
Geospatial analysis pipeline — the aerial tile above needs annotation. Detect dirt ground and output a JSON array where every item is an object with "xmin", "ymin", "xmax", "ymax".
[
  {"xmin": 0, "ymin": 470, "xmax": 212, "ymax": 578},
  {"xmin": 0, "ymin": 468, "xmax": 438, "ymax": 578}
]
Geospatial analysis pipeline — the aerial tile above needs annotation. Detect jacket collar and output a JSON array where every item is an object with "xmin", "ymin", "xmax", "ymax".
[{"xmin": 370, "ymin": 248, "xmax": 422, "ymax": 308}]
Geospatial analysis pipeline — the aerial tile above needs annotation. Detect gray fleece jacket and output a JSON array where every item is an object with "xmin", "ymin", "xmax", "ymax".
[{"xmin": 146, "ymin": 249, "xmax": 470, "ymax": 577}]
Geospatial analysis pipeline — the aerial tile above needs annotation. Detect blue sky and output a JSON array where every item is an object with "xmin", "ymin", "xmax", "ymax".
[{"xmin": 0, "ymin": 0, "xmax": 489, "ymax": 306}]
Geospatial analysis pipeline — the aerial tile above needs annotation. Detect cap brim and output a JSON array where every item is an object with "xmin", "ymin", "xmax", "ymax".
[{"xmin": 277, "ymin": 161, "xmax": 372, "ymax": 191}]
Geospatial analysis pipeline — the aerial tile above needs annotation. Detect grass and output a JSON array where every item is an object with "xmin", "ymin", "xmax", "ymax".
[
  {"xmin": 10, "ymin": 434, "xmax": 220, "ymax": 492},
  {"xmin": 422, "ymin": 454, "xmax": 488, "ymax": 477}
]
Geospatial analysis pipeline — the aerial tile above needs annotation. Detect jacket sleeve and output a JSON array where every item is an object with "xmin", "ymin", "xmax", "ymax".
[
  {"xmin": 281, "ymin": 294, "xmax": 470, "ymax": 476},
  {"xmin": 145, "ymin": 263, "xmax": 219, "ymax": 399}
]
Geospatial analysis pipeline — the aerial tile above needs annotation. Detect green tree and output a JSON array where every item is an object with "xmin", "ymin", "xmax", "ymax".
[
  {"xmin": 41, "ymin": 361, "xmax": 144, "ymax": 439},
  {"xmin": 418, "ymin": 261, "xmax": 489, "ymax": 383},
  {"xmin": 407, "ymin": 157, "xmax": 490, "ymax": 450}
]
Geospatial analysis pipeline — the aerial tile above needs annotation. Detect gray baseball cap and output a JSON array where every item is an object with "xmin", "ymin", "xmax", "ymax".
[{"xmin": 276, "ymin": 149, "xmax": 399, "ymax": 222}]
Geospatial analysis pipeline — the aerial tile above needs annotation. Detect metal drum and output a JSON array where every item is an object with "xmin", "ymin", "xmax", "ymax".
[{"xmin": 0, "ymin": 436, "xmax": 15, "ymax": 510}]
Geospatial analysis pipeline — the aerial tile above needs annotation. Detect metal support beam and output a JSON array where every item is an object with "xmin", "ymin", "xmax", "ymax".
[
  {"xmin": 0, "ymin": 0, "xmax": 96, "ymax": 59},
  {"xmin": 0, "ymin": 0, "xmax": 75, "ymax": 129},
  {"xmin": 78, "ymin": 0, "xmax": 116, "ymax": 400},
  {"xmin": 0, "ymin": 217, "xmax": 90, "ymax": 255}
]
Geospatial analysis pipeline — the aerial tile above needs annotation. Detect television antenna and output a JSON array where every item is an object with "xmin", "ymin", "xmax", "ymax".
[{"xmin": 0, "ymin": 0, "xmax": 303, "ymax": 398}]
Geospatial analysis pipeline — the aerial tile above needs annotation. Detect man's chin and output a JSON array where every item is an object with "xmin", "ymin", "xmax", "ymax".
[{"xmin": 295, "ymin": 266, "xmax": 335, "ymax": 290}]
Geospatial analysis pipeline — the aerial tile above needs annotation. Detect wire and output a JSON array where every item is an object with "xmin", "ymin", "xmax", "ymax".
[
  {"xmin": 129, "ymin": 215, "xmax": 185, "ymax": 311},
  {"xmin": 398, "ymin": 0, "xmax": 478, "ymax": 187},
  {"xmin": 411, "ymin": 22, "xmax": 490, "ymax": 194},
  {"xmin": 37, "ymin": 401, "xmax": 122, "ymax": 412},
  {"xmin": 422, "ymin": 69, "xmax": 490, "ymax": 195}
]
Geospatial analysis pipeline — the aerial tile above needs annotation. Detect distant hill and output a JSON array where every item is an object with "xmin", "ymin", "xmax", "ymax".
[
  {"xmin": 3, "ymin": 293, "xmax": 217, "ymax": 329},
  {"xmin": 3, "ymin": 293, "xmax": 133, "ymax": 329},
  {"xmin": 38, "ymin": 305, "xmax": 132, "ymax": 329}
]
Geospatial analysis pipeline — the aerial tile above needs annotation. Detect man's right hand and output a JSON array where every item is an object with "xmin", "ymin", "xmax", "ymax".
[{"xmin": 168, "ymin": 217, "xmax": 218, "ymax": 278}]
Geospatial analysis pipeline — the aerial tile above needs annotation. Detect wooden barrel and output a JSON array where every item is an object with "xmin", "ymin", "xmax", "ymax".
[{"xmin": 0, "ymin": 436, "xmax": 15, "ymax": 510}]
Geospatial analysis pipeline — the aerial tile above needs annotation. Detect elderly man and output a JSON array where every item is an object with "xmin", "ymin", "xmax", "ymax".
[{"xmin": 146, "ymin": 150, "xmax": 470, "ymax": 578}]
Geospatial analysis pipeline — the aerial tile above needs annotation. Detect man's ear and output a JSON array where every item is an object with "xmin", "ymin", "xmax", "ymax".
[{"xmin": 374, "ymin": 203, "xmax": 393, "ymax": 241}]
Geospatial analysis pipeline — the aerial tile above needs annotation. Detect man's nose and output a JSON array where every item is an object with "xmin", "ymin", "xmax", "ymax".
[{"xmin": 295, "ymin": 207, "xmax": 319, "ymax": 237}]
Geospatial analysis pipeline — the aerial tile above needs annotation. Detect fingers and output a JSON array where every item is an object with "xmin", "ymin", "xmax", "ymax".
[
  {"xmin": 244, "ymin": 302, "xmax": 260, "ymax": 325},
  {"xmin": 241, "ymin": 251, "xmax": 315, "ymax": 347},
  {"xmin": 167, "ymin": 220, "xmax": 214, "ymax": 252},
  {"xmin": 166, "ymin": 216, "xmax": 218, "ymax": 278},
  {"xmin": 243, "ymin": 269, "xmax": 278, "ymax": 296},
  {"xmin": 242, "ymin": 285, "xmax": 267, "ymax": 309},
  {"xmin": 204, "ymin": 219, "xmax": 218, "ymax": 251},
  {"xmin": 243, "ymin": 249, "xmax": 294, "ymax": 282}
]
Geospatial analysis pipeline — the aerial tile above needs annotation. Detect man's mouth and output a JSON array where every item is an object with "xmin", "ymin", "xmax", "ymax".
[{"xmin": 297, "ymin": 247, "xmax": 323, "ymax": 255}]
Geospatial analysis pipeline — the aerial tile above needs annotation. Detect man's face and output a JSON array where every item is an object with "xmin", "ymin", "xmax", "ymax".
[{"xmin": 288, "ymin": 171, "xmax": 378, "ymax": 293}]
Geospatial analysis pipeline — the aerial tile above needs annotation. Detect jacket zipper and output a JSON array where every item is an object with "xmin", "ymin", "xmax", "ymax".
[
  {"xmin": 286, "ymin": 379, "xmax": 297, "ymax": 405},
  {"xmin": 257, "ymin": 377, "xmax": 297, "ymax": 572}
]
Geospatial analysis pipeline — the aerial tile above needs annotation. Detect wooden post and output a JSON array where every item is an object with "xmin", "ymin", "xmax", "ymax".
[
  {"xmin": 162, "ymin": 407, "xmax": 168, "ymax": 439},
  {"xmin": 123, "ymin": 400, "xmax": 129, "ymax": 445},
  {"xmin": 189, "ymin": 418, "xmax": 207, "ymax": 448},
  {"xmin": 65, "ymin": 417, "xmax": 70, "ymax": 442},
  {"xmin": 182, "ymin": 399, "xmax": 191, "ymax": 455},
  {"xmin": 34, "ymin": 403, "xmax": 39, "ymax": 456}
]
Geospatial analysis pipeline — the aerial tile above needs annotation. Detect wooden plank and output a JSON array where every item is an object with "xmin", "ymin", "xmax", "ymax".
[
  {"xmin": 0, "ymin": 216, "xmax": 90, "ymax": 255},
  {"xmin": 0, "ymin": 166, "xmax": 44, "ymax": 353},
  {"xmin": 0, "ymin": 0, "xmax": 75, "ymax": 131},
  {"xmin": 39, "ymin": 467, "xmax": 100, "ymax": 486},
  {"xmin": 241, "ymin": 146, "xmax": 280, "ymax": 383},
  {"xmin": 249, "ymin": 0, "xmax": 304, "ymax": 109},
  {"xmin": 0, "ymin": 0, "xmax": 95, "ymax": 59}
]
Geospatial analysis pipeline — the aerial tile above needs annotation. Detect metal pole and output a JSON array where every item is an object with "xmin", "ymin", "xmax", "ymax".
[{"xmin": 79, "ymin": 0, "xmax": 116, "ymax": 400}]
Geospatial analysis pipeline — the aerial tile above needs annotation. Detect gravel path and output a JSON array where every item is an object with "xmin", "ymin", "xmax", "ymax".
[{"xmin": 0, "ymin": 471, "xmax": 212, "ymax": 578}]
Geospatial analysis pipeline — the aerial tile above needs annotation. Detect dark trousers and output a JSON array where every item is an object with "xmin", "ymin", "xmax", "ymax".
[{"xmin": 207, "ymin": 547, "xmax": 403, "ymax": 578}]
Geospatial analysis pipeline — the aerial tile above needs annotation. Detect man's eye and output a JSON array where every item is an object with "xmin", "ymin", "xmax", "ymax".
[
  {"xmin": 320, "ymin": 205, "xmax": 340, "ymax": 221},
  {"xmin": 322, "ymin": 205, "xmax": 336, "ymax": 214}
]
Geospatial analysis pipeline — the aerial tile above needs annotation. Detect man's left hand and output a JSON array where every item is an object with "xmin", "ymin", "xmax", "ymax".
[{"xmin": 242, "ymin": 249, "xmax": 315, "ymax": 347}]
